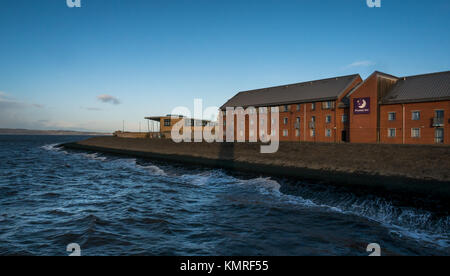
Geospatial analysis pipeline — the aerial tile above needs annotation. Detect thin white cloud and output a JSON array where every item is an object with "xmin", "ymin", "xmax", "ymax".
[
  {"xmin": 0, "ymin": 92, "xmax": 44, "ymax": 109},
  {"xmin": 97, "ymin": 94, "xmax": 121, "ymax": 105},
  {"xmin": 343, "ymin": 60, "xmax": 375, "ymax": 70},
  {"xmin": 81, "ymin": 106, "xmax": 103, "ymax": 111}
]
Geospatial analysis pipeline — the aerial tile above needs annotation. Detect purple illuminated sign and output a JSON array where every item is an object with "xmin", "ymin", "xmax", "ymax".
[{"xmin": 353, "ymin": 97, "xmax": 371, "ymax": 114}]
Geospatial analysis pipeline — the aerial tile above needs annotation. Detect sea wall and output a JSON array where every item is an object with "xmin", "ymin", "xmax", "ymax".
[{"xmin": 62, "ymin": 137, "xmax": 450, "ymax": 209}]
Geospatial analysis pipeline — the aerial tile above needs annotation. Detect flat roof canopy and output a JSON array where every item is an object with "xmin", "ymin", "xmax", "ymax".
[{"xmin": 145, "ymin": 116, "xmax": 212, "ymax": 123}]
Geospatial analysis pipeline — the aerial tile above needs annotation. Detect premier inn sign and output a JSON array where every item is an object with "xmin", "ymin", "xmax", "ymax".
[{"xmin": 354, "ymin": 97, "xmax": 371, "ymax": 114}]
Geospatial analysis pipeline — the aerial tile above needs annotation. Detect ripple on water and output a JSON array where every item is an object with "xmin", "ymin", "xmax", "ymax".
[{"xmin": 0, "ymin": 137, "xmax": 447, "ymax": 255}]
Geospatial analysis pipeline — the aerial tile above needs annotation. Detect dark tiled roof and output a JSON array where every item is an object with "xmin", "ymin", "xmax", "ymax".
[
  {"xmin": 221, "ymin": 74, "xmax": 361, "ymax": 110},
  {"xmin": 382, "ymin": 71, "xmax": 450, "ymax": 104}
]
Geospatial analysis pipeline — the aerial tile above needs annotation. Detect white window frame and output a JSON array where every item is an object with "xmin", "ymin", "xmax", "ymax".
[
  {"xmin": 388, "ymin": 112, "xmax": 396, "ymax": 121},
  {"xmin": 412, "ymin": 111, "xmax": 421, "ymax": 121},
  {"xmin": 283, "ymin": 129, "xmax": 289, "ymax": 137},
  {"xmin": 411, "ymin": 128, "xmax": 421, "ymax": 138},
  {"xmin": 388, "ymin": 128, "xmax": 396, "ymax": 138},
  {"xmin": 325, "ymin": 129, "xmax": 332, "ymax": 137}
]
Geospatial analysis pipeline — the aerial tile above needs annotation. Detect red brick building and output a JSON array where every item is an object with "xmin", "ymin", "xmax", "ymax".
[
  {"xmin": 221, "ymin": 74, "xmax": 362, "ymax": 143},
  {"xmin": 349, "ymin": 71, "xmax": 450, "ymax": 145},
  {"xmin": 221, "ymin": 70, "xmax": 449, "ymax": 145}
]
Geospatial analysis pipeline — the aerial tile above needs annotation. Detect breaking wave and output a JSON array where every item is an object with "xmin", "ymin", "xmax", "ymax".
[{"xmin": 36, "ymin": 140, "xmax": 449, "ymax": 253}]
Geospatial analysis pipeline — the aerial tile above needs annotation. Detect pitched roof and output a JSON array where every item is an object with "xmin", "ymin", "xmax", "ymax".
[
  {"xmin": 382, "ymin": 71, "xmax": 450, "ymax": 104},
  {"xmin": 220, "ymin": 74, "xmax": 361, "ymax": 110}
]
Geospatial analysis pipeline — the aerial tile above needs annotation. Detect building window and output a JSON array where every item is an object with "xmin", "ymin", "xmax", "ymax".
[
  {"xmin": 250, "ymin": 119, "xmax": 254, "ymax": 126},
  {"xmin": 325, "ymin": 129, "xmax": 332, "ymax": 137},
  {"xmin": 239, "ymin": 130, "xmax": 244, "ymax": 137},
  {"xmin": 434, "ymin": 110, "xmax": 445, "ymax": 126},
  {"xmin": 435, "ymin": 128, "xmax": 444, "ymax": 144},
  {"xmin": 388, "ymin": 128, "xmax": 396, "ymax": 138},
  {"xmin": 259, "ymin": 107, "xmax": 267, "ymax": 114},
  {"xmin": 164, "ymin": 119, "xmax": 171, "ymax": 126},
  {"xmin": 342, "ymin": 114, "xmax": 348, "ymax": 123},
  {"xmin": 295, "ymin": 129, "xmax": 300, "ymax": 137},
  {"xmin": 271, "ymin": 129, "xmax": 277, "ymax": 136},
  {"xmin": 310, "ymin": 129, "xmax": 316, "ymax": 137},
  {"xmin": 260, "ymin": 130, "xmax": 265, "ymax": 137},
  {"xmin": 296, "ymin": 117, "xmax": 301, "ymax": 124},
  {"xmin": 283, "ymin": 129, "xmax": 289, "ymax": 137},
  {"xmin": 323, "ymin": 101, "xmax": 334, "ymax": 110},
  {"xmin": 271, "ymin": 107, "xmax": 278, "ymax": 112},
  {"xmin": 311, "ymin": 103, "xmax": 316, "ymax": 111},
  {"xmin": 412, "ymin": 111, "xmax": 421, "ymax": 121},
  {"xmin": 411, "ymin": 128, "xmax": 421, "ymax": 138},
  {"xmin": 296, "ymin": 104, "xmax": 301, "ymax": 111},
  {"xmin": 325, "ymin": 115, "xmax": 332, "ymax": 124},
  {"xmin": 311, "ymin": 116, "xmax": 316, "ymax": 122},
  {"xmin": 249, "ymin": 130, "xmax": 254, "ymax": 137},
  {"xmin": 284, "ymin": 117, "xmax": 288, "ymax": 125},
  {"xmin": 260, "ymin": 118, "xmax": 265, "ymax": 125},
  {"xmin": 388, "ymin": 112, "xmax": 396, "ymax": 121},
  {"xmin": 283, "ymin": 105, "xmax": 290, "ymax": 112}
]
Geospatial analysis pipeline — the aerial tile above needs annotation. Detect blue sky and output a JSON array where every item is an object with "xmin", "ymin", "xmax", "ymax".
[{"xmin": 0, "ymin": 0, "xmax": 449, "ymax": 132}]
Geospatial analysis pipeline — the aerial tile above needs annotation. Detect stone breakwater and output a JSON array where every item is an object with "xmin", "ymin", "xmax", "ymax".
[{"xmin": 62, "ymin": 136, "xmax": 450, "ymax": 212}]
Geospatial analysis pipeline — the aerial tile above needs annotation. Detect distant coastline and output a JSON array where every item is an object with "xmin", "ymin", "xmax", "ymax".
[{"xmin": 0, "ymin": 128, "xmax": 110, "ymax": 136}]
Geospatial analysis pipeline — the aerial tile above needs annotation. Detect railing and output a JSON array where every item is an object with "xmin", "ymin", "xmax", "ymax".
[{"xmin": 432, "ymin": 117, "xmax": 444, "ymax": 127}]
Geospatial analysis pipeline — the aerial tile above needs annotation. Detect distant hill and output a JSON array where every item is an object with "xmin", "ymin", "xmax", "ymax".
[{"xmin": 0, "ymin": 128, "xmax": 111, "ymax": 136}]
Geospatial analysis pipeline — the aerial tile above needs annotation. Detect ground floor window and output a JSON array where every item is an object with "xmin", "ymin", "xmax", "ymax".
[
  {"xmin": 283, "ymin": 129, "xmax": 289, "ymax": 137},
  {"xmin": 388, "ymin": 128, "xmax": 396, "ymax": 138},
  {"xmin": 411, "ymin": 128, "xmax": 421, "ymax": 138},
  {"xmin": 325, "ymin": 129, "xmax": 332, "ymax": 137},
  {"xmin": 310, "ymin": 129, "xmax": 316, "ymax": 137},
  {"xmin": 435, "ymin": 128, "xmax": 444, "ymax": 143},
  {"xmin": 295, "ymin": 129, "xmax": 300, "ymax": 137}
]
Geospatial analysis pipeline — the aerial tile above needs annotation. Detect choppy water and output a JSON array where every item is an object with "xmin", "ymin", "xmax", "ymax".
[{"xmin": 0, "ymin": 135, "xmax": 448, "ymax": 256}]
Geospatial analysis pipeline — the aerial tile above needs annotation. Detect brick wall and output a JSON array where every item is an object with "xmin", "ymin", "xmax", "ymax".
[{"xmin": 380, "ymin": 101, "xmax": 450, "ymax": 145}]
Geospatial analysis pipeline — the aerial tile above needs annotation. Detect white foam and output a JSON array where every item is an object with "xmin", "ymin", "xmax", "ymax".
[
  {"xmin": 181, "ymin": 173, "xmax": 212, "ymax": 186},
  {"xmin": 228, "ymin": 175, "xmax": 449, "ymax": 249},
  {"xmin": 81, "ymin": 153, "xmax": 107, "ymax": 161},
  {"xmin": 138, "ymin": 165, "xmax": 167, "ymax": 176},
  {"xmin": 41, "ymin": 143, "xmax": 68, "ymax": 154}
]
